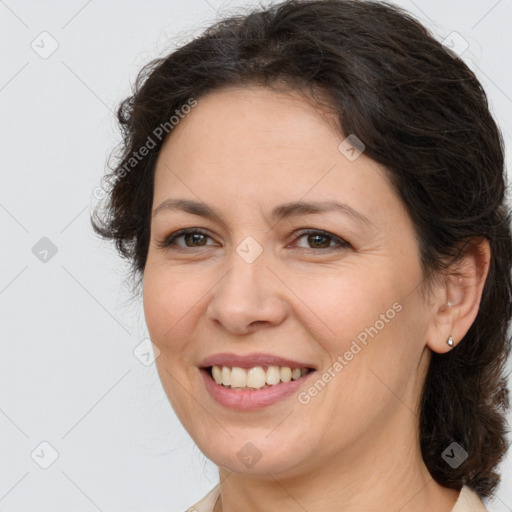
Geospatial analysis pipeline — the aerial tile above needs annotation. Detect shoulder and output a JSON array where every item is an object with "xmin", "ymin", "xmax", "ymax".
[
  {"xmin": 451, "ymin": 485, "xmax": 488, "ymax": 512},
  {"xmin": 183, "ymin": 483, "xmax": 487, "ymax": 512},
  {"xmin": 183, "ymin": 484, "xmax": 221, "ymax": 512}
]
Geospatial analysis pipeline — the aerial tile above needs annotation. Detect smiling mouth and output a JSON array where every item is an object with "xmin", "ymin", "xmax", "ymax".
[{"xmin": 205, "ymin": 365, "xmax": 315, "ymax": 391}]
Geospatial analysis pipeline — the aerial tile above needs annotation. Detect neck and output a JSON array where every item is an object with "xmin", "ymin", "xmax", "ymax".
[{"xmin": 215, "ymin": 408, "xmax": 459, "ymax": 512}]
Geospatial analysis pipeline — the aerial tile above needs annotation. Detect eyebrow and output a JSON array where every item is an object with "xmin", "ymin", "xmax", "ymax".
[{"xmin": 152, "ymin": 198, "xmax": 373, "ymax": 227}]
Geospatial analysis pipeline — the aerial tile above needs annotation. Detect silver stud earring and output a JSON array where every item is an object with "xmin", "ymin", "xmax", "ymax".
[{"xmin": 447, "ymin": 335, "xmax": 454, "ymax": 347}]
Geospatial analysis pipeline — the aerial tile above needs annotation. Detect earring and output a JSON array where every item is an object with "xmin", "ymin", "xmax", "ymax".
[{"xmin": 447, "ymin": 335, "xmax": 454, "ymax": 348}]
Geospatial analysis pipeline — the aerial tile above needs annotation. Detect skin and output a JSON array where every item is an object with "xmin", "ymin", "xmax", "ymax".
[{"xmin": 142, "ymin": 85, "xmax": 490, "ymax": 511}]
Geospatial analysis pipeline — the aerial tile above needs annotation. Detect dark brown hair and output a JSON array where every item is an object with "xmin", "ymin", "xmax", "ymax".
[{"xmin": 91, "ymin": 0, "xmax": 512, "ymax": 498}]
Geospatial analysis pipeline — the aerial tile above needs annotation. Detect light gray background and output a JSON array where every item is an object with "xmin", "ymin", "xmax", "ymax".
[{"xmin": 0, "ymin": 0, "xmax": 511, "ymax": 510}]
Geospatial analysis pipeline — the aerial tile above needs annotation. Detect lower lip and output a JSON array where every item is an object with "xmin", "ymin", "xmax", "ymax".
[{"xmin": 200, "ymin": 368, "xmax": 315, "ymax": 410}]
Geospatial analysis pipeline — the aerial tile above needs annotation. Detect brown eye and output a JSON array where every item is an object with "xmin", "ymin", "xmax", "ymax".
[
  {"xmin": 305, "ymin": 233, "xmax": 331, "ymax": 249},
  {"xmin": 157, "ymin": 228, "xmax": 215, "ymax": 249},
  {"xmin": 293, "ymin": 229, "xmax": 350, "ymax": 251},
  {"xmin": 182, "ymin": 232, "xmax": 208, "ymax": 247}
]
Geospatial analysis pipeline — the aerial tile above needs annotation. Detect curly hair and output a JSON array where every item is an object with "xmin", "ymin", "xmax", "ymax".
[{"xmin": 91, "ymin": 0, "xmax": 512, "ymax": 498}]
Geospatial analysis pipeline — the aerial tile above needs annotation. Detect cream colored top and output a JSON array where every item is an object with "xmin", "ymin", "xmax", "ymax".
[{"xmin": 184, "ymin": 484, "xmax": 488, "ymax": 511}]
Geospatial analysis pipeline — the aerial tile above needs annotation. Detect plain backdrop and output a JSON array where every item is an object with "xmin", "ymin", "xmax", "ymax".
[{"xmin": 0, "ymin": 0, "xmax": 511, "ymax": 510}]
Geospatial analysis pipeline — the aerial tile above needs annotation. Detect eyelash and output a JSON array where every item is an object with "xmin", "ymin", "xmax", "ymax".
[{"xmin": 156, "ymin": 228, "xmax": 351, "ymax": 252}]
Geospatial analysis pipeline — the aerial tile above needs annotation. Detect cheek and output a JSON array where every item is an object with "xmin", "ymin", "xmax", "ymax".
[
  {"xmin": 289, "ymin": 264, "xmax": 401, "ymax": 346},
  {"xmin": 142, "ymin": 263, "xmax": 204, "ymax": 358},
  {"xmin": 142, "ymin": 264, "xmax": 205, "ymax": 423},
  {"xmin": 292, "ymin": 264, "xmax": 421, "ymax": 398}
]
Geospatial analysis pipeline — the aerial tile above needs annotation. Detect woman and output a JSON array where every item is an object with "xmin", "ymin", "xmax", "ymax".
[{"xmin": 92, "ymin": 0, "xmax": 512, "ymax": 510}]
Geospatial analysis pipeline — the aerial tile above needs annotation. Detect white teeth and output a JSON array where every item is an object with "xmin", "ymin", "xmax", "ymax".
[
  {"xmin": 247, "ymin": 367, "xmax": 266, "ymax": 388},
  {"xmin": 221, "ymin": 366, "xmax": 231, "ymax": 386},
  {"xmin": 266, "ymin": 365, "xmax": 281, "ymax": 385},
  {"xmin": 280, "ymin": 367, "xmax": 292, "ymax": 383},
  {"xmin": 212, "ymin": 365, "xmax": 222, "ymax": 384},
  {"xmin": 230, "ymin": 367, "xmax": 247, "ymax": 388},
  {"xmin": 210, "ymin": 365, "xmax": 310, "ymax": 390}
]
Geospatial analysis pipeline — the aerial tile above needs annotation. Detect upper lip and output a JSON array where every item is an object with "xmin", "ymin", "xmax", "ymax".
[{"xmin": 199, "ymin": 352, "xmax": 316, "ymax": 370}]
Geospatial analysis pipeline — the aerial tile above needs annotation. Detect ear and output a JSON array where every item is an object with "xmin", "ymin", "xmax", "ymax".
[{"xmin": 425, "ymin": 238, "xmax": 491, "ymax": 354}]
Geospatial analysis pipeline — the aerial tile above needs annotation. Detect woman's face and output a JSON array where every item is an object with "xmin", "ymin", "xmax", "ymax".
[{"xmin": 143, "ymin": 85, "xmax": 436, "ymax": 477}]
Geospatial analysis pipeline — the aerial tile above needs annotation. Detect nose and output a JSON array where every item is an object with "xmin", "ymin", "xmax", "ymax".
[{"xmin": 205, "ymin": 246, "xmax": 288, "ymax": 335}]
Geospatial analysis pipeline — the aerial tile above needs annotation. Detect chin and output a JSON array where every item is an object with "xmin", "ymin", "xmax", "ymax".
[{"xmin": 194, "ymin": 430, "xmax": 314, "ymax": 477}]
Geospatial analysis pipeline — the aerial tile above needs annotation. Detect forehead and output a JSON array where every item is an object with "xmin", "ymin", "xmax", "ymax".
[{"xmin": 152, "ymin": 85, "xmax": 398, "ymax": 221}]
